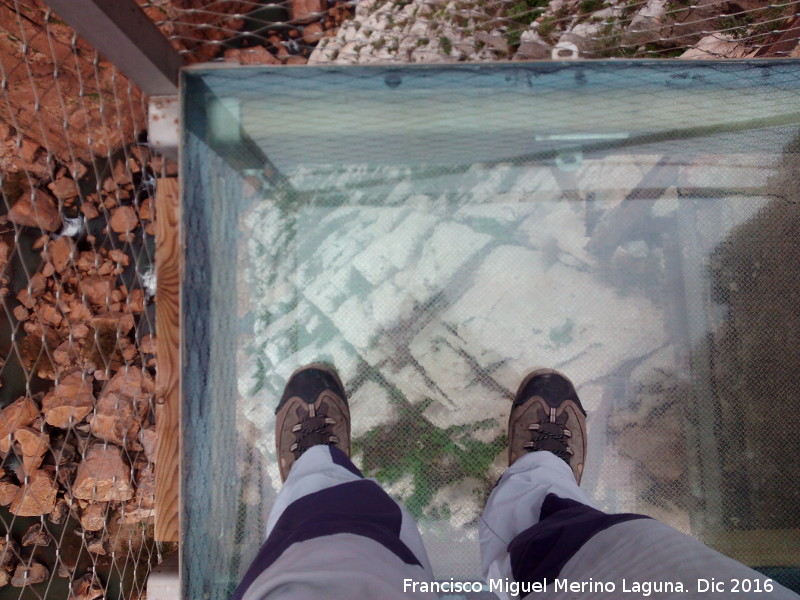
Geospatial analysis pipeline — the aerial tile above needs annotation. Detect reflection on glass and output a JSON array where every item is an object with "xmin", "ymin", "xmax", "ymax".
[{"xmin": 182, "ymin": 62, "xmax": 800, "ymax": 598}]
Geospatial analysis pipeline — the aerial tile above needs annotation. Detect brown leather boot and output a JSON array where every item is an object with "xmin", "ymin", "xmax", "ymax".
[
  {"xmin": 508, "ymin": 368, "xmax": 587, "ymax": 484},
  {"xmin": 275, "ymin": 363, "xmax": 351, "ymax": 482}
]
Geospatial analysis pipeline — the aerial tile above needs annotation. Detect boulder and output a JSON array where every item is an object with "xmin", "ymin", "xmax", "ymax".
[
  {"xmin": 90, "ymin": 367, "xmax": 153, "ymax": 447},
  {"xmin": 0, "ymin": 397, "xmax": 39, "ymax": 453},
  {"xmin": 9, "ymin": 470, "xmax": 58, "ymax": 516},
  {"xmin": 42, "ymin": 372, "xmax": 95, "ymax": 428},
  {"xmin": 8, "ymin": 189, "xmax": 62, "ymax": 231},
  {"xmin": 72, "ymin": 444, "xmax": 133, "ymax": 502}
]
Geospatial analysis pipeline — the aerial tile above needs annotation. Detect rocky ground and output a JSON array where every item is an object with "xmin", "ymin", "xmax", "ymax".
[{"xmin": 0, "ymin": 140, "xmax": 174, "ymax": 596}]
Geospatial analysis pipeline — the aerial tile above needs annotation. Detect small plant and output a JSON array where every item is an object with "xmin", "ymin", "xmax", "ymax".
[
  {"xmin": 440, "ymin": 35, "xmax": 453, "ymax": 54},
  {"xmin": 505, "ymin": 0, "xmax": 549, "ymax": 47},
  {"xmin": 579, "ymin": 0, "xmax": 604, "ymax": 13}
]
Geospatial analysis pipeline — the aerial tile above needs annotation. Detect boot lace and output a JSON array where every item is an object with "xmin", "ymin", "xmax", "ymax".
[
  {"xmin": 290, "ymin": 402, "xmax": 338, "ymax": 457},
  {"xmin": 525, "ymin": 407, "xmax": 574, "ymax": 461}
]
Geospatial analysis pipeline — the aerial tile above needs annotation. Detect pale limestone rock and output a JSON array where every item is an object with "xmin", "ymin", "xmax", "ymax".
[
  {"xmin": 442, "ymin": 245, "xmax": 667, "ymax": 383},
  {"xmin": 680, "ymin": 34, "xmax": 749, "ymax": 59}
]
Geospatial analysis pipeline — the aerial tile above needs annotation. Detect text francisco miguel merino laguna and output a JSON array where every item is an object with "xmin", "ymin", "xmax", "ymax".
[{"xmin": 403, "ymin": 577, "xmax": 776, "ymax": 596}]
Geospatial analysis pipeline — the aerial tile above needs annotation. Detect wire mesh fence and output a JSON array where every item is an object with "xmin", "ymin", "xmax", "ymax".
[
  {"xmin": 143, "ymin": 0, "xmax": 800, "ymax": 66},
  {"xmin": 1, "ymin": 0, "xmax": 798, "ymax": 598},
  {"xmin": 0, "ymin": 1, "xmax": 177, "ymax": 598}
]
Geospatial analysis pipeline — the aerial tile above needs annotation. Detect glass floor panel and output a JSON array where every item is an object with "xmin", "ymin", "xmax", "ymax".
[{"xmin": 181, "ymin": 61, "xmax": 800, "ymax": 598}]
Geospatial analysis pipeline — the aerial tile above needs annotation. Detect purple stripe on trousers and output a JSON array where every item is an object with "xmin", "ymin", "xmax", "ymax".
[
  {"xmin": 509, "ymin": 493, "xmax": 649, "ymax": 584},
  {"xmin": 330, "ymin": 445, "xmax": 364, "ymax": 477},
  {"xmin": 231, "ymin": 479, "xmax": 422, "ymax": 600}
]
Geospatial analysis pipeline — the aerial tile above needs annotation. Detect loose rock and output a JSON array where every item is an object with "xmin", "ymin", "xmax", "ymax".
[
  {"xmin": 9, "ymin": 469, "xmax": 58, "ymax": 516},
  {"xmin": 0, "ymin": 538, "xmax": 19, "ymax": 570},
  {"xmin": 90, "ymin": 367, "xmax": 153, "ymax": 447},
  {"xmin": 69, "ymin": 573, "xmax": 104, "ymax": 600},
  {"xmin": 42, "ymin": 372, "xmax": 95, "ymax": 428},
  {"xmin": 109, "ymin": 206, "xmax": 138, "ymax": 234},
  {"xmin": 80, "ymin": 502, "xmax": 107, "ymax": 531},
  {"xmin": 11, "ymin": 560, "xmax": 48, "ymax": 586},
  {"xmin": 72, "ymin": 444, "xmax": 133, "ymax": 502},
  {"xmin": 21, "ymin": 523, "xmax": 51, "ymax": 547},
  {"xmin": 0, "ymin": 397, "xmax": 39, "ymax": 453},
  {"xmin": 8, "ymin": 189, "xmax": 62, "ymax": 232}
]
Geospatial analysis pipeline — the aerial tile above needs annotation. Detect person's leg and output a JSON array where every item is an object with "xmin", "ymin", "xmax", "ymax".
[
  {"xmin": 232, "ymin": 364, "xmax": 435, "ymax": 600},
  {"xmin": 480, "ymin": 369, "xmax": 799, "ymax": 600}
]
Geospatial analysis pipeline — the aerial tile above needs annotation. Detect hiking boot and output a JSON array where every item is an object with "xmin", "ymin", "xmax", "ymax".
[
  {"xmin": 508, "ymin": 368, "xmax": 587, "ymax": 484},
  {"xmin": 275, "ymin": 363, "xmax": 351, "ymax": 482}
]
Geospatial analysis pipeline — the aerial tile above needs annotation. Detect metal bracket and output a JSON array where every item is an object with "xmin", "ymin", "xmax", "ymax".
[{"xmin": 149, "ymin": 96, "xmax": 180, "ymax": 162}]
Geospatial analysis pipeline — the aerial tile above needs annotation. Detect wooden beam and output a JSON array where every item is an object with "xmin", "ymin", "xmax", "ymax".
[{"xmin": 154, "ymin": 177, "xmax": 181, "ymax": 542}]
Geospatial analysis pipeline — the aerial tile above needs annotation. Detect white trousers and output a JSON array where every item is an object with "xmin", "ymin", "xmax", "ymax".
[{"xmin": 235, "ymin": 446, "xmax": 799, "ymax": 600}]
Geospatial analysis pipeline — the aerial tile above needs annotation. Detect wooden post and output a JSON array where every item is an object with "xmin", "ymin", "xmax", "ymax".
[{"xmin": 154, "ymin": 177, "xmax": 181, "ymax": 542}]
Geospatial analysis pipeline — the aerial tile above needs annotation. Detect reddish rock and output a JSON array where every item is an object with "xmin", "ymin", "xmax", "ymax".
[
  {"xmin": 126, "ymin": 288, "xmax": 145, "ymax": 313},
  {"xmin": 10, "ymin": 560, "xmax": 48, "ymax": 586},
  {"xmin": 9, "ymin": 470, "xmax": 58, "ymax": 516},
  {"xmin": 13, "ymin": 426, "xmax": 48, "ymax": 457},
  {"xmin": 90, "ymin": 367, "xmax": 153, "ymax": 447},
  {"xmin": 20, "ymin": 138, "xmax": 40, "ymax": 163},
  {"xmin": 223, "ymin": 46, "xmax": 281, "ymax": 64},
  {"xmin": 291, "ymin": 0, "xmax": 325, "ymax": 23},
  {"xmin": 0, "ymin": 537, "xmax": 19, "ymax": 569},
  {"xmin": 42, "ymin": 372, "xmax": 95, "ymax": 428},
  {"xmin": 80, "ymin": 502, "xmax": 108, "ymax": 531},
  {"xmin": 47, "ymin": 236, "xmax": 75, "ymax": 273},
  {"xmin": 109, "ymin": 206, "xmax": 138, "ymax": 234},
  {"xmin": 68, "ymin": 573, "xmax": 104, "ymax": 600},
  {"xmin": 8, "ymin": 189, "xmax": 62, "ymax": 231},
  {"xmin": 108, "ymin": 249, "xmax": 129, "ymax": 266},
  {"xmin": 72, "ymin": 444, "xmax": 133, "ymax": 502},
  {"xmin": 302, "ymin": 22, "xmax": 325, "ymax": 44},
  {"xmin": 79, "ymin": 276, "xmax": 114, "ymax": 306},
  {"xmin": 0, "ymin": 397, "xmax": 39, "ymax": 453},
  {"xmin": 21, "ymin": 523, "xmax": 51, "ymax": 547},
  {"xmin": 49, "ymin": 497, "xmax": 71, "ymax": 524},
  {"xmin": 138, "ymin": 425, "xmax": 157, "ymax": 462},
  {"xmin": 16, "ymin": 272, "xmax": 46, "ymax": 308},
  {"xmin": 48, "ymin": 176, "xmax": 80, "ymax": 198},
  {"xmin": 0, "ymin": 476, "xmax": 19, "ymax": 506}
]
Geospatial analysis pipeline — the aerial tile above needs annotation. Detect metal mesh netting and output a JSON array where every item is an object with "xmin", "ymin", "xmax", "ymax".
[
  {"xmin": 141, "ymin": 0, "xmax": 800, "ymax": 66},
  {"xmin": 0, "ymin": 2, "xmax": 176, "ymax": 598},
  {"xmin": 182, "ymin": 62, "xmax": 800, "ymax": 597}
]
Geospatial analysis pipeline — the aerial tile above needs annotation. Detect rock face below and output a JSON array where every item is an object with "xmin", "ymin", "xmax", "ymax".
[
  {"xmin": 72, "ymin": 444, "xmax": 133, "ymax": 502},
  {"xmin": 307, "ymin": 0, "xmax": 781, "ymax": 64}
]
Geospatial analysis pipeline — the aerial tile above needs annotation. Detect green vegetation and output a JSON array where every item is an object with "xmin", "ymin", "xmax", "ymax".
[
  {"xmin": 355, "ymin": 393, "xmax": 505, "ymax": 518},
  {"xmin": 505, "ymin": 0, "xmax": 550, "ymax": 47},
  {"xmin": 579, "ymin": 0, "xmax": 604, "ymax": 13},
  {"xmin": 440, "ymin": 35, "xmax": 453, "ymax": 54}
]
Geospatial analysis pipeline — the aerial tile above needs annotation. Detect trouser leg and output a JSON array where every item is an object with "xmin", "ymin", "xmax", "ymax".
[
  {"xmin": 480, "ymin": 451, "xmax": 799, "ymax": 599},
  {"xmin": 232, "ymin": 445, "xmax": 435, "ymax": 600}
]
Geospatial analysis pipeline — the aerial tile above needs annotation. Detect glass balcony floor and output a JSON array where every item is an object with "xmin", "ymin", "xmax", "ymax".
[{"xmin": 181, "ymin": 61, "xmax": 800, "ymax": 598}]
